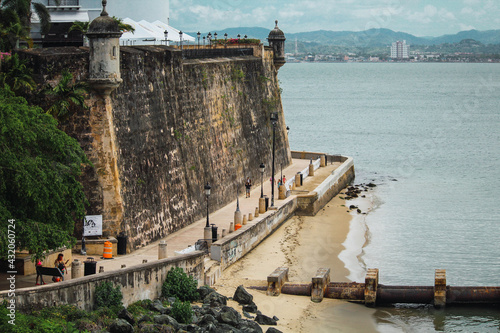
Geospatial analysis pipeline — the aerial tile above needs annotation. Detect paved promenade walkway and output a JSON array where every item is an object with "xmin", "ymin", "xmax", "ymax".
[{"xmin": 1, "ymin": 158, "xmax": 342, "ymax": 290}]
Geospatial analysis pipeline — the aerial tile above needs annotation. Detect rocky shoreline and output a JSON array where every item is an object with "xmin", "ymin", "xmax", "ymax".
[{"xmin": 109, "ymin": 286, "xmax": 281, "ymax": 333}]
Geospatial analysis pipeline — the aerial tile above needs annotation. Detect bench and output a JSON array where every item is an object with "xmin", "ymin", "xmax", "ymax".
[{"xmin": 36, "ymin": 266, "xmax": 64, "ymax": 281}]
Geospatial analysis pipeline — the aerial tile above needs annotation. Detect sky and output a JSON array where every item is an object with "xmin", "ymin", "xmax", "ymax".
[{"xmin": 167, "ymin": 0, "xmax": 500, "ymax": 37}]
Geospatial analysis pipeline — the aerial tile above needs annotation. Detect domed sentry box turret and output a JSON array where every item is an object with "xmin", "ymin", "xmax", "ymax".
[
  {"xmin": 86, "ymin": 0, "xmax": 123, "ymax": 95},
  {"xmin": 267, "ymin": 20, "xmax": 286, "ymax": 70}
]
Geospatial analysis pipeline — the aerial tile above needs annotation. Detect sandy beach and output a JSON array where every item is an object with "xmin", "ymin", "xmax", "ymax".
[{"xmin": 213, "ymin": 195, "xmax": 378, "ymax": 332}]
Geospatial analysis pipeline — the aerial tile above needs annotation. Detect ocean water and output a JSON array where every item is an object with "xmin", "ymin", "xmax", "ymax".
[{"xmin": 279, "ymin": 63, "xmax": 500, "ymax": 332}]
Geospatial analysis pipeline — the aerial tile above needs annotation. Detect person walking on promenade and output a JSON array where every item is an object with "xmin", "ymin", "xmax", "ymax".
[
  {"xmin": 35, "ymin": 259, "xmax": 45, "ymax": 285},
  {"xmin": 245, "ymin": 177, "xmax": 252, "ymax": 198}
]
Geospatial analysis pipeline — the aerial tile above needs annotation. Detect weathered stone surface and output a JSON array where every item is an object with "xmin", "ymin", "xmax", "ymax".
[
  {"xmin": 217, "ymin": 306, "xmax": 242, "ymax": 326},
  {"xmin": 238, "ymin": 319, "xmax": 263, "ymax": 333},
  {"xmin": 138, "ymin": 314, "xmax": 152, "ymax": 324},
  {"xmin": 109, "ymin": 318, "xmax": 134, "ymax": 333},
  {"xmin": 233, "ymin": 285, "xmax": 254, "ymax": 305},
  {"xmin": 17, "ymin": 46, "xmax": 292, "ymax": 251},
  {"xmin": 150, "ymin": 300, "xmax": 169, "ymax": 314},
  {"xmin": 266, "ymin": 328, "xmax": 283, "ymax": 333},
  {"xmin": 153, "ymin": 314, "xmax": 179, "ymax": 330},
  {"xmin": 255, "ymin": 313, "xmax": 277, "ymax": 326},
  {"xmin": 204, "ymin": 291, "xmax": 228, "ymax": 307},
  {"xmin": 242, "ymin": 302, "xmax": 258, "ymax": 313},
  {"xmin": 118, "ymin": 308, "xmax": 135, "ymax": 325},
  {"xmin": 197, "ymin": 286, "xmax": 216, "ymax": 300}
]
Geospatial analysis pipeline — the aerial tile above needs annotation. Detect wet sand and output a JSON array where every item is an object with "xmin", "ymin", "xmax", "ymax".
[{"xmin": 213, "ymin": 195, "xmax": 378, "ymax": 332}]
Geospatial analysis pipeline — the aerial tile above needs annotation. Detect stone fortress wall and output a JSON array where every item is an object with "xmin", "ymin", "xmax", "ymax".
[{"xmin": 19, "ymin": 44, "xmax": 291, "ymax": 251}]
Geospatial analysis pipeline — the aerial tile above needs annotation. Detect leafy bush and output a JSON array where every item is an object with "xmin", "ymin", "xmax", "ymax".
[
  {"xmin": 37, "ymin": 304, "xmax": 88, "ymax": 322},
  {"xmin": 94, "ymin": 281, "xmax": 123, "ymax": 310},
  {"xmin": 161, "ymin": 267, "xmax": 199, "ymax": 302},
  {"xmin": 171, "ymin": 299, "xmax": 193, "ymax": 324},
  {"xmin": 127, "ymin": 299, "xmax": 153, "ymax": 317}
]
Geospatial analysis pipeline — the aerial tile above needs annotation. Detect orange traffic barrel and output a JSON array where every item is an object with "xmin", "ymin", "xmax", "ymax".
[
  {"xmin": 235, "ymin": 224, "xmax": 242, "ymax": 231},
  {"xmin": 103, "ymin": 241, "xmax": 113, "ymax": 259}
]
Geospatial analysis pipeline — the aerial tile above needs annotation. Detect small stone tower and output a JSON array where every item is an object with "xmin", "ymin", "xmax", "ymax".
[
  {"xmin": 268, "ymin": 20, "xmax": 286, "ymax": 70},
  {"xmin": 86, "ymin": 0, "xmax": 123, "ymax": 95}
]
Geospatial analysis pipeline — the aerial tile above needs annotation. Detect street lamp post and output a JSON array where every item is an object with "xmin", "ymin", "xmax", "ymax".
[
  {"xmin": 260, "ymin": 163, "xmax": 265, "ymax": 198},
  {"xmin": 164, "ymin": 30, "xmax": 168, "ymax": 46},
  {"xmin": 197, "ymin": 31, "xmax": 201, "ymax": 49},
  {"xmin": 204, "ymin": 183, "xmax": 211, "ymax": 228},
  {"xmin": 270, "ymin": 112, "xmax": 278, "ymax": 207},
  {"xmin": 179, "ymin": 31, "xmax": 183, "ymax": 50}
]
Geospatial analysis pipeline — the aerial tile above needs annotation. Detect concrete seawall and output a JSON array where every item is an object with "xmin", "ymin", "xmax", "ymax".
[
  {"xmin": 0, "ymin": 252, "xmax": 204, "ymax": 312},
  {"xmin": 211, "ymin": 154, "xmax": 354, "ymax": 269}
]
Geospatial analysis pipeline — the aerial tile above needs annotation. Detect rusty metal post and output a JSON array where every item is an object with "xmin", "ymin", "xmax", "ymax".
[
  {"xmin": 434, "ymin": 269, "xmax": 447, "ymax": 309},
  {"xmin": 365, "ymin": 268, "xmax": 379, "ymax": 307},
  {"xmin": 267, "ymin": 267, "xmax": 289, "ymax": 296},
  {"xmin": 312, "ymin": 268, "xmax": 330, "ymax": 303}
]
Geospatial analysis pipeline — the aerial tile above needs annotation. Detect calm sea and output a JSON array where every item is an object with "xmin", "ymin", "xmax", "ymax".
[{"xmin": 279, "ymin": 63, "xmax": 500, "ymax": 332}]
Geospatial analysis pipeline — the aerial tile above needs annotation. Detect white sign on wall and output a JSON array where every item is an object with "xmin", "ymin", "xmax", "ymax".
[{"xmin": 84, "ymin": 215, "xmax": 103, "ymax": 236}]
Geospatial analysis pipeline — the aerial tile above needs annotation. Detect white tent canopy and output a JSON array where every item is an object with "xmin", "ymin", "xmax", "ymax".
[{"xmin": 120, "ymin": 18, "xmax": 194, "ymax": 46}]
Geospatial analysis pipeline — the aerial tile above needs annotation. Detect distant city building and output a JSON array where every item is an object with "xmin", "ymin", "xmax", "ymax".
[{"xmin": 391, "ymin": 40, "xmax": 410, "ymax": 59}]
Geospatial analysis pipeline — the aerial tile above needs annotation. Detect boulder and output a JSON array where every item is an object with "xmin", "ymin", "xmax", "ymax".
[
  {"xmin": 242, "ymin": 302, "xmax": 258, "ymax": 313},
  {"xmin": 255, "ymin": 314, "xmax": 277, "ymax": 326},
  {"xmin": 238, "ymin": 319, "xmax": 263, "ymax": 333},
  {"xmin": 118, "ymin": 308, "xmax": 135, "ymax": 325},
  {"xmin": 197, "ymin": 314, "xmax": 218, "ymax": 327},
  {"xmin": 109, "ymin": 318, "xmax": 134, "ymax": 333},
  {"xmin": 266, "ymin": 328, "xmax": 283, "ymax": 333},
  {"xmin": 233, "ymin": 285, "xmax": 254, "ymax": 305},
  {"xmin": 137, "ymin": 323, "xmax": 175, "ymax": 333},
  {"xmin": 150, "ymin": 300, "xmax": 169, "ymax": 314},
  {"xmin": 197, "ymin": 286, "xmax": 216, "ymax": 300},
  {"xmin": 153, "ymin": 314, "xmax": 179, "ymax": 330},
  {"xmin": 217, "ymin": 306, "xmax": 242, "ymax": 327},
  {"xmin": 138, "ymin": 314, "xmax": 152, "ymax": 325},
  {"xmin": 204, "ymin": 291, "xmax": 228, "ymax": 307}
]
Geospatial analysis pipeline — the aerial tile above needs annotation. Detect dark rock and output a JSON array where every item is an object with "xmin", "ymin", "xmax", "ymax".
[
  {"xmin": 217, "ymin": 306, "xmax": 242, "ymax": 327},
  {"xmin": 151, "ymin": 300, "xmax": 169, "ymax": 314},
  {"xmin": 272, "ymin": 316, "xmax": 279, "ymax": 322},
  {"xmin": 137, "ymin": 323, "xmax": 175, "ymax": 333},
  {"xmin": 243, "ymin": 311, "xmax": 254, "ymax": 319},
  {"xmin": 266, "ymin": 328, "xmax": 283, "ymax": 333},
  {"xmin": 197, "ymin": 314, "xmax": 218, "ymax": 327},
  {"xmin": 153, "ymin": 314, "xmax": 179, "ymax": 330},
  {"xmin": 357, "ymin": 208, "xmax": 361, "ymax": 214},
  {"xmin": 242, "ymin": 302, "xmax": 258, "ymax": 313},
  {"xmin": 197, "ymin": 286, "xmax": 216, "ymax": 300},
  {"xmin": 349, "ymin": 205, "xmax": 357, "ymax": 210},
  {"xmin": 216, "ymin": 323, "xmax": 239, "ymax": 332},
  {"xmin": 118, "ymin": 308, "xmax": 135, "ymax": 325},
  {"xmin": 367, "ymin": 183, "xmax": 377, "ymax": 187},
  {"xmin": 204, "ymin": 291, "xmax": 228, "ymax": 307},
  {"xmin": 391, "ymin": 178, "xmax": 398, "ymax": 181},
  {"xmin": 138, "ymin": 314, "xmax": 152, "ymax": 324},
  {"xmin": 109, "ymin": 318, "xmax": 134, "ymax": 333},
  {"xmin": 238, "ymin": 319, "xmax": 263, "ymax": 333},
  {"xmin": 233, "ymin": 285, "xmax": 254, "ymax": 305},
  {"xmin": 186, "ymin": 324, "xmax": 199, "ymax": 332},
  {"xmin": 255, "ymin": 313, "xmax": 277, "ymax": 326}
]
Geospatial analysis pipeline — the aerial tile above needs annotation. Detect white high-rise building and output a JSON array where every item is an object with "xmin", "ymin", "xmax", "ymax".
[{"xmin": 391, "ymin": 40, "xmax": 410, "ymax": 59}]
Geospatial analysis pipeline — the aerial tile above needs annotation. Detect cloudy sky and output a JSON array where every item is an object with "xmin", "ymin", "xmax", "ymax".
[{"xmin": 168, "ymin": 0, "xmax": 500, "ymax": 36}]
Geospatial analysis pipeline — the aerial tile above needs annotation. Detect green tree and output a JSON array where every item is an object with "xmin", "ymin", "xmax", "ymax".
[
  {"xmin": 0, "ymin": 4, "xmax": 27, "ymax": 51},
  {"xmin": 0, "ymin": 53, "xmax": 35, "ymax": 94},
  {"xmin": 0, "ymin": 87, "xmax": 90, "ymax": 260},
  {"xmin": 69, "ymin": 17, "xmax": 135, "ymax": 34},
  {"xmin": 44, "ymin": 69, "xmax": 88, "ymax": 119},
  {"xmin": 1, "ymin": 0, "xmax": 59, "ymax": 35}
]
